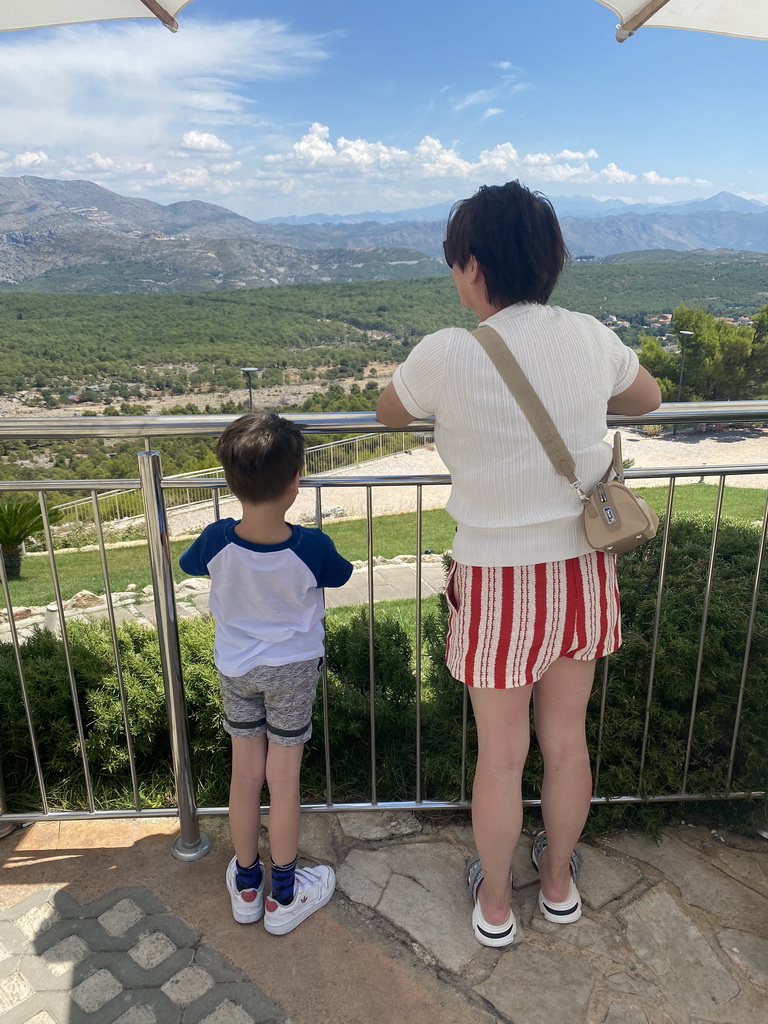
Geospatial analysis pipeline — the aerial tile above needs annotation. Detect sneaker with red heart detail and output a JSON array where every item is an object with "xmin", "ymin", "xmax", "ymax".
[
  {"xmin": 225, "ymin": 856, "xmax": 264, "ymax": 924},
  {"xmin": 264, "ymin": 865, "xmax": 335, "ymax": 935}
]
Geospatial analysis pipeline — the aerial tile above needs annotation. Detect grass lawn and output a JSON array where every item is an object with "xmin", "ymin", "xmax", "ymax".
[{"xmin": 2, "ymin": 484, "xmax": 765, "ymax": 609}]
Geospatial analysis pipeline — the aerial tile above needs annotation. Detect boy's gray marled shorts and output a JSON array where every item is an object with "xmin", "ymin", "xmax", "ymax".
[{"xmin": 219, "ymin": 658, "xmax": 322, "ymax": 746}]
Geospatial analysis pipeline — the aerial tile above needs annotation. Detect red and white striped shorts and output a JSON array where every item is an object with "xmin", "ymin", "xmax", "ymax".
[{"xmin": 444, "ymin": 552, "xmax": 621, "ymax": 689}]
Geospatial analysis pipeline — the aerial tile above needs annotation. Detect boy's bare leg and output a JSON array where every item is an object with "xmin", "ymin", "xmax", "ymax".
[
  {"xmin": 264, "ymin": 741, "xmax": 305, "ymax": 865},
  {"xmin": 229, "ymin": 735, "xmax": 267, "ymax": 867},
  {"xmin": 532, "ymin": 656, "xmax": 596, "ymax": 903},
  {"xmin": 468, "ymin": 684, "xmax": 533, "ymax": 926}
]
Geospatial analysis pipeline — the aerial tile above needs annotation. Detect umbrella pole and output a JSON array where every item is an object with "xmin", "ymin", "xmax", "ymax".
[
  {"xmin": 617, "ymin": 0, "xmax": 672, "ymax": 42},
  {"xmin": 139, "ymin": 0, "xmax": 179, "ymax": 33}
]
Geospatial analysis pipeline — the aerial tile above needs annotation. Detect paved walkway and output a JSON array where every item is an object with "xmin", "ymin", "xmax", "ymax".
[
  {"xmin": 0, "ymin": 558, "xmax": 450, "ymax": 641},
  {"xmin": 1, "ymin": 814, "xmax": 766, "ymax": 1024}
]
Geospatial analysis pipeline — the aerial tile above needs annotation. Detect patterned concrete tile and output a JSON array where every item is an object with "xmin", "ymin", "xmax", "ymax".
[{"xmin": 0, "ymin": 887, "xmax": 286, "ymax": 1024}]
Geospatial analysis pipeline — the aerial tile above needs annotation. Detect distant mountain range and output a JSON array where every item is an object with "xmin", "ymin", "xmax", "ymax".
[
  {"xmin": 1, "ymin": 175, "xmax": 767, "ymax": 292},
  {"xmin": 263, "ymin": 190, "xmax": 768, "ymax": 224}
]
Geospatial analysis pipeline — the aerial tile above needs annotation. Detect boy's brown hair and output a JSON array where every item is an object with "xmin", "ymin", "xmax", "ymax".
[{"xmin": 216, "ymin": 412, "xmax": 304, "ymax": 504}]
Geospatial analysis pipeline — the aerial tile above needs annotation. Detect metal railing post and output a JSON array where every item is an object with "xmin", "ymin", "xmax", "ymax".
[
  {"xmin": 0, "ymin": 765, "xmax": 15, "ymax": 838},
  {"xmin": 138, "ymin": 450, "xmax": 211, "ymax": 861}
]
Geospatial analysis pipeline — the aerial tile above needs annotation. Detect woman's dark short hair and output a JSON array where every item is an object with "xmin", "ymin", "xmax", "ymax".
[
  {"xmin": 443, "ymin": 180, "xmax": 568, "ymax": 306},
  {"xmin": 216, "ymin": 412, "xmax": 304, "ymax": 505}
]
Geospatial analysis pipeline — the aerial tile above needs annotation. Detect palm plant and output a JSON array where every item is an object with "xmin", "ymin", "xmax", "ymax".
[{"xmin": 0, "ymin": 498, "xmax": 63, "ymax": 581}]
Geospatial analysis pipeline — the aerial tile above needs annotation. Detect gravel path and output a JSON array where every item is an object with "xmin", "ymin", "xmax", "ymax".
[{"xmin": 166, "ymin": 426, "xmax": 768, "ymax": 538}]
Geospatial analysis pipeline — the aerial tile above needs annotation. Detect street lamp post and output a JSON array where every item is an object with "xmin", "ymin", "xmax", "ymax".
[
  {"xmin": 241, "ymin": 367, "xmax": 259, "ymax": 410},
  {"xmin": 673, "ymin": 331, "xmax": 694, "ymax": 435}
]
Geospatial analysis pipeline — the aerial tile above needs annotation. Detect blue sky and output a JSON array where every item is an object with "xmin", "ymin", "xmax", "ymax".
[{"xmin": 1, "ymin": 0, "xmax": 766, "ymax": 219}]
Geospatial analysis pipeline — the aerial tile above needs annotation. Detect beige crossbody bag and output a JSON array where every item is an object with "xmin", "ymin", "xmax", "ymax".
[{"xmin": 473, "ymin": 325, "xmax": 659, "ymax": 554}]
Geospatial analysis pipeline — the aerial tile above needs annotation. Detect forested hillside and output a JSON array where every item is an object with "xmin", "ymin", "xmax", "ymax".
[
  {"xmin": 554, "ymin": 252, "xmax": 768, "ymax": 319},
  {"xmin": 0, "ymin": 279, "xmax": 471, "ymax": 397},
  {"xmin": 2, "ymin": 253, "xmax": 767, "ymax": 400}
]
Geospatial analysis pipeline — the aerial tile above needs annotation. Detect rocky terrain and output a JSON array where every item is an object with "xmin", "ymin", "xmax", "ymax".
[{"xmin": 2, "ymin": 176, "xmax": 767, "ymax": 291}]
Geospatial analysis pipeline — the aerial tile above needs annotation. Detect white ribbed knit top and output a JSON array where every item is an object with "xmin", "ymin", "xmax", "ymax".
[{"xmin": 392, "ymin": 303, "xmax": 639, "ymax": 566}]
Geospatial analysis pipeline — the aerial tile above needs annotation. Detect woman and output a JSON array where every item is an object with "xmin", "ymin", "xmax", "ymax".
[{"xmin": 376, "ymin": 180, "xmax": 660, "ymax": 947}]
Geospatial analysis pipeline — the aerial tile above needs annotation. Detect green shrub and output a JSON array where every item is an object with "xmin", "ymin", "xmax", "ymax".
[
  {"xmin": 594, "ymin": 514, "xmax": 768, "ymax": 803},
  {"xmin": 0, "ymin": 498, "xmax": 63, "ymax": 579},
  {"xmin": 307, "ymin": 607, "xmax": 419, "ymax": 802}
]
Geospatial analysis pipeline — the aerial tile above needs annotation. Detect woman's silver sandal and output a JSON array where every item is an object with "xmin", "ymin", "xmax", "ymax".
[
  {"xmin": 530, "ymin": 831, "xmax": 582, "ymax": 924},
  {"xmin": 464, "ymin": 856, "xmax": 517, "ymax": 947}
]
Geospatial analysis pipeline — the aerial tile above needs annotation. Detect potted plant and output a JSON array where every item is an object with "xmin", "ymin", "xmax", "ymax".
[{"xmin": 0, "ymin": 498, "xmax": 63, "ymax": 581}]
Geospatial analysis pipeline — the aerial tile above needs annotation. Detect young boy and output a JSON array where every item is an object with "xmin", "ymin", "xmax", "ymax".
[{"xmin": 179, "ymin": 412, "xmax": 353, "ymax": 935}]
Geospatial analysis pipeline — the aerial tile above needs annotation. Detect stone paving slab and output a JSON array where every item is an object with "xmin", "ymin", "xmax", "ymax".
[
  {"xmin": 0, "ymin": 886, "xmax": 285, "ymax": 1024},
  {"xmin": 317, "ymin": 817, "xmax": 768, "ymax": 1024},
  {"xmin": 609, "ymin": 831, "xmax": 768, "ymax": 934}
]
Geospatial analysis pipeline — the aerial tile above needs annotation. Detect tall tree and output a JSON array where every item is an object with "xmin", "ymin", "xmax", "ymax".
[{"xmin": 670, "ymin": 306, "xmax": 768, "ymax": 401}]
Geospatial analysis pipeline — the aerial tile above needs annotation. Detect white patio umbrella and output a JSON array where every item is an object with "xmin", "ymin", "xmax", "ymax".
[
  {"xmin": 594, "ymin": 1, "xmax": 768, "ymax": 43},
  {"xmin": 0, "ymin": 1, "xmax": 195, "ymax": 34}
]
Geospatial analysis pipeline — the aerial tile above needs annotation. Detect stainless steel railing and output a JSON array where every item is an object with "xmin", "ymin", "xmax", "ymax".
[{"xmin": 1, "ymin": 404, "xmax": 767, "ymax": 855}]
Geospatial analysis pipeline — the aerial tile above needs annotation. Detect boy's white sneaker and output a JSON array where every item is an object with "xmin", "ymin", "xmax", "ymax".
[
  {"xmin": 264, "ymin": 865, "xmax": 335, "ymax": 935},
  {"xmin": 226, "ymin": 856, "xmax": 265, "ymax": 924}
]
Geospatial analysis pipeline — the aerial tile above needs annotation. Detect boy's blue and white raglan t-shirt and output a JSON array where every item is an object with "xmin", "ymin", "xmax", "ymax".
[{"xmin": 179, "ymin": 520, "xmax": 353, "ymax": 677}]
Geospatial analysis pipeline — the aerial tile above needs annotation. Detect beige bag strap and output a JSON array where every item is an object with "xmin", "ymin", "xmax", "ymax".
[
  {"xmin": 472, "ymin": 324, "xmax": 623, "ymax": 495},
  {"xmin": 472, "ymin": 325, "xmax": 581, "ymax": 489}
]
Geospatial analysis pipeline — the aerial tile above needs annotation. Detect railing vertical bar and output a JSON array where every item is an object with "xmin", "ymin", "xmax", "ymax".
[
  {"xmin": 460, "ymin": 679, "xmax": 469, "ymax": 805},
  {"xmin": 39, "ymin": 492, "xmax": 96, "ymax": 812},
  {"xmin": 682, "ymin": 474, "xmax": 726, "ymax": 792},
  {"xmin": 91, "ymin": 491, "xmax": 142, "ymax": 812},
  {"xmin": 415, "ymin": 485, "xmax": 423, "ymax": 804},
  {"xmin": 726, "ymin": 486, "xmax": 768, "ymax": 792},
  {"xmin": 315, "ymin": 485, "xmax": 333, "ymax": 808},
  {"xmin": 367, "ymin": 485, "xmax": 377, "ymax": 806},
  {"xmin": 0, "ymin": 548, "xmax": 49, "ymax": 814},
  {"xmin": 0, "ymin": 762, "xmax": 11, "ymax": 837},
  {"xmin": 137, "ymin": 451, "xmax": 211, "ymax": 861},
  {"xmin": 592, "ymin": 655, "xmax": 611, "ymax": 795},
  {"xmin": 212, "ymin": 485, "xmax": 221, "ymax": 522},
  {"xmin": 638, "ymin": 479, "xmax": 676, "ymax": 793}
]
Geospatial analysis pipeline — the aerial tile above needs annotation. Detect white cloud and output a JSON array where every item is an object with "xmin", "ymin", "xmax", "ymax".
[
  {"xmin": 599, "ymin": 162, "xmax": 637, "ymax": 184},
  {"xmin": 556, "ymin": 149, "xmax": 599, "ymax": 161},
  {"xmin": 64, "ymin": 152, "xmax": 115, "ymax": 173},
  {"xmin": 262, "ymin": 125, "xmax": 639, "ymax": 198},
  {"xmin": 453, "ymin": 71, "xmax": 528, "ymax": 112},
  {"xmin": 454, "ymin": 88, "xmax": 498, "ymax": 112},
  {"xmin": 211, "ymin": 160, "xmax": 242, "ymax": 173},
  {"xmin": 154, "ymin": 166, "xmax": 212, "ymax": 189},
  {"xmin": 482, "ymin": 108, "xmax": 504, "ymax": 119},
  {"xmin": 13, "ymin": 150, "xmax": 50, "ymax": 168},
  {"xmin": 267, "ymin": 123, "xmax": 411, "ymax": 171},
  {"xmin": 642, "ymin": 170, "xmax": 712, "ymax": 187},
  {"xmin": 182, "ymin": 131, "xmax": 231, "ymax": 152},
  {"xmin": 0, "ymin": 19, "xmax": 329, "ymax": 153}
]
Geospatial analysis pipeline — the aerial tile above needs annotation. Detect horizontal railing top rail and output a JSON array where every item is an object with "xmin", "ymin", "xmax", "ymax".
[{"xmin": 1, "ymin": 401, "xmax": 767, "ymax": 440}]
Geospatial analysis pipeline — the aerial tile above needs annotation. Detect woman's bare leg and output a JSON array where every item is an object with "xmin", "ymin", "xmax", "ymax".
[
  {"xmin": 532, "ymin": 657, "xmax": 596, "ymax": 902},
  {"xmin": 469, "ymin": 684, "xmax": 533, "ymax": 926}
]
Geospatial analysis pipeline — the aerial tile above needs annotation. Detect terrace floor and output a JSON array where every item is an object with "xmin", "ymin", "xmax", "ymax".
[{"xmin": 1, "ymin": 812, "xmax": 766, "ymax": 1024}]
